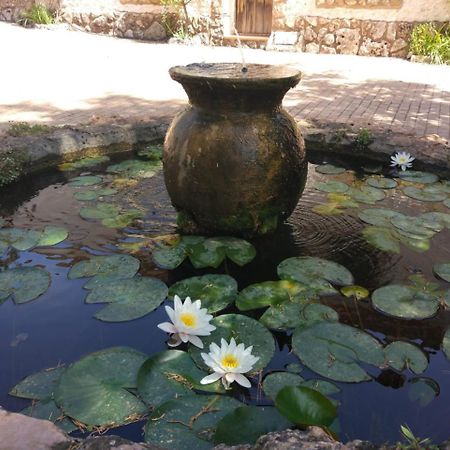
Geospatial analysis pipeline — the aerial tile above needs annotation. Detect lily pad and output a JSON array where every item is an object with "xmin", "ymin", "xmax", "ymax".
[
  {"xmin": 137, "ymin": 144, "xmax": 163, "ymax": 161},
  {"xmin": 169, "ymin": 274, "xmax": 237, "ymax": 314},
  {"xmin": 55, "ymin": 347, "xmax": 147, "ymax": 426},
  {"xmin": 358, "ymin": 209, "xmax": 404, "ymax": 227},
  {"xmin": 390, "ymin": 216, "xmax": 435, "ymax": 238},
  {"xmin": 408, "ymin": 377, "xmax": 439, "ymax": 407},
  {"xmin": 442, "ymin": 328, "xmax": 450, "ymax": 361},
  {"xmin": 259, "ymin": 302, "xmax": 312, "ymax": 331},
  {"xmin": 74, "ymin": 188, "xmax": 117, "ymax": 201},
  {"xmin": 328, "ymin": 193, "xmax": 359, "ymax": 208},
  {"xmin": 213, "ymin": 237, "xmax": 257, "ymax": 266},
  {"xmin": 107, "ymin": 160, "xmax": 159, "ymax": 178},
  {"xmin": 372, "ymin": 285, "xmax": 440, "ymax": 320},
  {"xmin": 137, "ymin": 350, "xmax": 224, "ymax": 407},
  {"xmin": 214, "ymin": 406, "xmax": 291, "ymax": 446},
  {"xmin": 59, "ymin": 156, "xmax": 109, "ymax": 171},
  {"xmin": 189, "ymin": 314, "xmax": 275, "ymax": 373},
  {"xmin": 398, "ymin": 171, "xmax": 439, "ymax": 184},
  {"xmin": 366, "ymin": 176, "xmax": 398, "ymax": 189},
  {"xmin": 0, "ymin": 228, "xmax": 41, "ymax": 251},
  {"xmin": 403, "ymin": 186, "xmax": 447, "ymax": 202},
  {"xmin": 313, "ymin": 203, "xmax": 345, "ymax": 216},
  {"xmin": 263, "ymin": 372, "xmax": 305, "ymax": 401},
  {"xmin": 86, "ymin": 276, "xmax": 168, "ymax": 322},
  {"xmin": 362, "ymin": 226, "xmax": 400, "ymax": 253},
  {"xmin": 347, "ymin": 186, "xmax": 385, "ymax": 204},
  {"xmin": 69, "ymin": 175, "xmax": 103, "ymax": 187},
  {"xmin": 420, "ymin": 212, "xmax": 450, "ymax": 229},
  {"xmin": 68, "ymin": 254, "xmax": 140, "ymax": 281},
  {"xmin": 145, "ymin": 395, "xmax": 242, "ymax": 450},
  {"xmin": 0, "ymin": 267, "xmax": 51, "ymax": 304},
  {"xmin": 37, "ymin": 226, "xmax": 68, "ymax": 247},
  {"xmin": 433, "ymin": 263, "xmax": 450, "ymax": 282},
  {"xmin": 275, "ymin": 386, "xmax": 337, "ymax": 427},
  {"xmin": 300, "ymin": 379, "xmax": 340, "ymax": 396},
  {"xmin": 315, "ymin": 181, "xmax": 349, "ymax": 193},
  {"xmin": 278, "ymin": 256, "xmax": 354, "ymax": 287},
  {"xmin": 292, "ymin": 321, "xmax": 384, "ymax": 383},
  {"xmin": 341, "ymin": 285, "xmax": 369, "ymax": 300},
  {"xmin": 315, "ymin": 165, "xmax": 346, "ymax": 175},
  {"xmin": 101, "ymin": 209, "xmax": 143, "ymax": 228},
  {"xmin": 384, "ymin": 342, "xmax": 428, "ymax": 374},
  {"xmin": 9, "ymin": 366, "xmax": 65, "ymax": 400},
  {"xmin": 189, "ymin": 239, "xmax": 226, "ymax": 269}
]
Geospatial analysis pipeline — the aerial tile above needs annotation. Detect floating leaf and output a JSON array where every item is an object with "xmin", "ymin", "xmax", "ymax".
[
  {"xmin": 403, "ymin": 186, "xmax": 447, "ymax": 202},
  {"xmin": 278, "ymin": 256, "xmax": 354, "ymax": 286},
  {"xmin": 189, "ymin": 314, "xmax": 274, "ymax": 373},
  {"xmin": 313, "ymin": 203, "xmax": 344, "ymax": 216},
  {"xmin": 214, "ymin": 406, "xmax": 291, "ymax": 446},
  {"xmin": 0, "ymin": 228, "xmax": 41, "ymax": 251},
  {"xmin": 315, "ymin": 181, "xmax": 349, "ymax": 193},
  {"xmin": 0, "ymin": 267, "xmax": 51, "ymax": 304},
  {"xmin": 102, "ymin": 209, "xmax": 143, "ymax": 228},
  {"xmin": 37, "ymin": 226, "xmax": 68, "ymax": 247},
  {"xmin": 328, "ymin": 193, "xmax": 359, "ymax": 208},
  {"xmin": 68, "ymin": 254, "xmax": 140, "ymax": 281},
  {"xmin": 391, "ymin": 216, "xmax": 436, "ymax": 238},
  {"xmin": 86, "ymin": 276, "xmax": 168, "ymax": 322},
  {"xmin": 433, "ymin": 263, "xmax": 450, "ymax": 282},
  {"xmin": 213, "ymin": 237, "xmax": 256, "ymax": 266},
  {"xmin": 55, "ymin": 347, "xmax": 147, "ymax": 426},
  {"xmin": 137, "ymin": 144, "xmax": 163, "ymax": 161},
  {"xmin": 315, "ymin": 165, "xmax": 346, "ymax": 175},
  {"xmin": 300, "ymin": 379, "xmax": 340, "ymax": 396},
  {"xmin": 292, "ymin": 321, "xmax": 384, "ymax": 383},
  {"xmin": 59, "ymin": 156, "xmax": 109, "ymax": 171},
  {"xmin": 153, "ymin": 244, "xmax": 187, "ymax": 269},
  {"xmin": 286, "ymin": 363, "xmax": 303, "ymax": 373},
  {"xmin": 275, "ymin": 386, "xmax": 337, "ymax": 427},
  {"xmin": 169, "ymin": 274, "xmax": 237, "ymax": 314},
  {"xmin": 189, "ymin": 239, "xmax": 226, "ymax": 269},
  {"xmin": 137, "ymin": 350, "xmax": 223, "ymax": 407},
  {"xmin": 420, "ymin": 212, "xmax": 450, "ymax": 229},
  {"xmin": 74, "ymin": 191, "xmax": 98, "ymax": 201},
  {"xmin": 69, "ymin": 175, "xmax": 103, "ymax": 186},
  {"xmin": 398, "ymin": 171, "xmax": 439, "ymax": 184},
  {"xmin": 408, "ymin": 377, "xmax": 439, "ymax": 407},
  {"xmin": 9, "ymin": 367, "xmax": 65, "ymax": 400},
  {"xmin": 384, "ymin": 342, "xmax": 428, "ymax": 374},
  {"xmin": 107, "ymin": 160, "xmax": 159, "ymax": 178},
  {"xmin": 442, "ymin": 328, "xmax": 450, "ymax": 361},
  {"xmin": 366, "ymin": 176, "xmax": 397, "ymax": 189},
  {"xmin": 145, "ymin": 395, "xmax": 241, "ymax": 450},
  {"xmin": 259, "ymin": 302, "xmax": 312, "ymax": 331},
  {"xmin": 263, "ymin": 372, "xmax": 304, "ymax": 401},
  {"xmin": 341, "ymin": 285, "xmax": 369, "ymax": 300},
  {"xmin": 79, "ymin": 203, "xmax": 120, "ymax": 220},
  {"xmin": 358, "ymin": 209, "xmax": 404, "ymax": 227},
  {"xmin": 347, "ymin": 186, "xmax": 385, "ymax": 204},
  {"xmin": 372, "ymin": 285, "xmax": 440, "ymax": 320},
  {"xmin": 362, "ymin": 226, "xmax": 400, "ymax": 253}
]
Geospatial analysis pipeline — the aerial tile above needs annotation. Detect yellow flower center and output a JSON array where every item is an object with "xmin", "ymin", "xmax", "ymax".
[
  {"xmin": 180, "ymin": 312, "xmax": 196, "ymax": 328},
  {"xmin": 221, "ymin": 354, "xmax": 239, "ymax": 369}
]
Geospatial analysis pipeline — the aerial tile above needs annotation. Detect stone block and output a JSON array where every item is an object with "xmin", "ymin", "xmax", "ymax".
[
  {"xmin": 386, "ymin": 22, "xmax": 396, "ymax": 41},
  {"xmin": 358, "ymin": 37, "xmax": 389, "ymax": 56},
  {"xmin": 322, "ymin": 32, "xmax": 335, "ymax": 46},
  {"xmin": 321, "ymin": 45, "xmax": 337, "ymax": 54},
  {"xmin": 273, "ymin": 31, "xmax": 299, "ymax": 45},
  {"xmin": 336, "ymin": 28, "xmax": 361, "ymax": 54},
  {"xmin": 120, "ymin": 0, "xmax": 161, "ymax": 4},
  {"xmin": 143, "ymin": 21, "xmax": 166, "ymax": 40},
  {"xmin": 390, "ymin": 38, "xmax": 408, "ymax": 56},
  {"xmin": 304, "ymin": 27, "xmax": 317, "ymax": 42},
  {"xmin": 306, "ymin": 42, "xmax": 320, "ymax": 53}
]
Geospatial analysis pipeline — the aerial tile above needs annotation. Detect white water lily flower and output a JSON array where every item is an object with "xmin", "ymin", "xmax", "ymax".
[
  {"xmin": 200, "ymin": 338, "xmax": 259, "ymax": 389},
  {"xmin": 157, "ymin": 295, "xmax": 215, "ymax": 348},
  {"xmin": 390, "ymin": 152, "xmax": 415, "ymax": 171}
]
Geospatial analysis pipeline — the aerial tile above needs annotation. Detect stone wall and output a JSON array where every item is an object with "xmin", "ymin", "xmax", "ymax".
[{"xmin": 0, "ymin": 0, "xmax": 59, "ymax": 22}]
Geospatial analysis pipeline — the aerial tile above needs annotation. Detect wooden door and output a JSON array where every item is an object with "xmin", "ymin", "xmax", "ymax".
[{"xmin": 235, "ymin": 0, "xmax": 273, "ymax": 36}]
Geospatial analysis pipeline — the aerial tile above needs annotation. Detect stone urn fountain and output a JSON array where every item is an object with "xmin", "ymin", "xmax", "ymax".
[{"xmin": 164, "ymin": 63, "xmax": 307, "ymax": 236}]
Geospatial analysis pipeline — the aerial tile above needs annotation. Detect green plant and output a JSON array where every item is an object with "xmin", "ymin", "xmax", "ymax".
[
  {"xmin": 7, "ymin": 122, "xmax": 50, "ymax": 137},
  {"xmin": 160, "ymin": 0, "xmax": 193, "ymax": 38},
  {"xmin": 354, "ymin": 128, "xmax": 373, "ymax": 150},
  {"xmin": 410, "ymin": 23, "xmax": 450, "ymax": 65},
  {"xmin": 0, "ymin": 150, "xmax": 26, "ymax": 187},
  {"xmin": 395, "ymin": 424, "xmax": 439, "ymax": 450},
  {"xmin": 19, "ymin": 4, "xmax": 55, "ymax": 26}
]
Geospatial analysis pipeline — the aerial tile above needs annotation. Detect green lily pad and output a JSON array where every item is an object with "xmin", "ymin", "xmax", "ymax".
[
  {"xmin": 420, "ymin": 212, "xmax": 450, "ymax": 229},
  {"xmin": 315, "ymin": 181, "xmax": 349, "ymax": 193},
  {"xmin": 371, "ymin": 285, "xmax": 440, "ymax": 320},
  {"xmin": 398, "ymin": 171, "xmax": 439, "ymax": 184},
  {"xmin": 0, "ymin": 228, "xmax": 41, "ymax": 251},
  {"xmin": 153, "ymin": 244, "xmax": 188, "ymax": 269},
  {"xmin": 102, "ymin": 209, "xmax": 143, "ymax": 228},
  {"xmin": 189, "ymin": 314, "xmax": 275, "ymax": 373},
  {"xmin": 442, "ymin": 328, "xmax": 450, "ymax": 361},
  {"xmin": 213, "ymin": 237, "xmax": 257, "ymax": 266},
  {"xmin": 68, "ymin": 254, "xmax": 140, "ymax": 281},
  {"xmin": 278, "ymin": 256, "xmax": 354, "ymax": 286},
  {"xmin": 9, "ymin": 366, "xmax": 65, "ymax": 400},
  {"xmin": 189, "ymin": 239, "xmax": 226, "ymax": 269},
  {"xmin": 259, "ymin": 302, "xmax": 313, "ymax": 331},
  {"xmin": 313, "ymin": 203, "xmax": 345, "ymax": 216},
  {"xmin": 55, "ymin": 347, "xmax": 147, "ymax": 427},
  {"xmin": 74, "ymin": 188, "xmax": 118, "ymax": 201},
  {"xmin": 59, "ymin": 156, "xmax": 109, "ymax": 171},
  {"xmin": 315, "ymin": 165, "xmax": 346, "ymax": 175},
  {"xmin": 390, "ymin": 216, "xmax": 435, "ymax": 238},
  {"xmin": 404, "ymin": 186, "xmax": 447, "ymax": 202},
  {"xmin": 433, "ymin": 263, "xmax": 450, "ymax": 282},
  {"xmin": 408, "ymin": 377, "xmax": 439, "ymax": 407},
  {"xmin": 214, "ymin": 406, "xmax": 291, "ymax": 446},
  {"xmin": 328, "ymin": 193, "xmax": 359, "ymax": 208},
  {"xmin": 79, "ymin": 203, "xmax": 120, "ymax": 220},
  {"xmin": 145, "ymin": 395, "xmax": 242, "ymax": 450},
  {"xmin": 107, "ymin": 160, "xmax": 159, "ymax": 178},
  {"xmin": 0, "ymin": 267, "xmax": 51, "ymax": 304},
  {"xmin": 263, "ymin": 372, "xmax": 305, "ymax": 401},
  {"xmin": 22, "ymin": 399, "xmax": 78, "ymax": 434},
  {"xmin": 366, "ymin": 176, "xmax": 398, "ymax": 189},
  {"xmin": 275, "ymin": 386, "xmax": 337, "ymax": 427},
  {"xmin": 347, "ymin": 186, "xmax": 385, "ymax": 204},
  {"xmin": 362, "ymin": 226, "xmax": 400, "ymax": 253},
  {"xmin": 292, "ymin": 321, "xmax": 384, "ymax": 383},
  {"xmin": 300, "ymin": 379, "xmax": 340, "ymax": 396},
  {"xmin": 137, "ymin": 350, "xmax": 224, "ymax": 407},
  {"xmin": 69, "ymin": 175, "xmax": 103, "ymax": 187},
  {"xmin": 341, "ymin": 285, "xmax": 369, "ymax": 300},
  {"xmin": 286, "ymin": 363, "xmax": 303, "ymax": 373},
  {"xmin": 358, "ymin": 209, "xmax": 404, "ymax": 227},
  {"xmin": 384, "ymin": 342, "xmax": 428, "ymax": 374},
  {"xmin": 169, "ymin": 274, "xmax": 237, "ymax": 314},
  {"xmin": 37, "ymin": 226, "xmax": 68, "ymax": 247},
  {"xmin": 85, "ymin": 276, "xmax": 168, "ymax": 322},
  {"xmin": 137, "ymin": 144, "xmax": 163, "ymax": 161}
]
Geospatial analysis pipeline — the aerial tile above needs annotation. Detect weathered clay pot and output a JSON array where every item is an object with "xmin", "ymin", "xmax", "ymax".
[{"xmin": 164, "ymin": 63, "xmax": 308, "ymax": 236}]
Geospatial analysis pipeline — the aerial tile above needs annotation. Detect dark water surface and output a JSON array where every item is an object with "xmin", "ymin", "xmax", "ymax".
[{"xmin": 0, "ymin": 153, "xmax": 449, "ymax": 445}]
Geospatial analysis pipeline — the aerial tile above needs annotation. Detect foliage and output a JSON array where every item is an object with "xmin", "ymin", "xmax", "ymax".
[
  {"xmin": 354, "ymin": 128, "xmax": 373, "ymax": 150},
  {"xmin": 20, "ymin": 4, "xmax": 55, "ymax": 26},
  {"xmin": 7, "ymin": 122, "xmax": 50, "ymax": 137},
  {"xmin": 0, "ymin": 150, "xmax": 26, "ymax": 187},
  {"xmin": 160, "ymin": 0, "xmax": 193, "ymax": 39},
  {"xmin": 410, "ymin": 23, "xmax": 450, "ymax": 65},
  {"xmin": 398, "ymin": 424, "xmax": 439, "ymax": 449}
]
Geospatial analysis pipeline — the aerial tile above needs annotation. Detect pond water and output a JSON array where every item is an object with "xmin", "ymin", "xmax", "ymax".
[{"xmin": 0, "ymin": 146, "xmax": 449, "ymax": 447}]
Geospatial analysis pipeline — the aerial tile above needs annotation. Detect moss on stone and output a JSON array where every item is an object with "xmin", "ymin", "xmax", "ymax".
[
  {"xmin": 7, "ymin": 122, "xmax": 50, "ymax": 137},
  {"xmin": 0, "ymin": 150, "xmax": 27, "ymax": 187}
]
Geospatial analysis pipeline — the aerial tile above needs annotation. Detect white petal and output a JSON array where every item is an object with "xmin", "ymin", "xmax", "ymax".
[
  {"xmin": 188, "ymin": 335, "xmax": 204, "ymax": 348},
  {"xmin": 222, "ymin": 377, "xmax": 231, "ymax": 390},
  {"xmin": 185, "ymin": 296, "xmax": 192, "ymax": 306},
  {"xmin": 210, "ymin": 342, "xmax": 221, "ymax": 355},
  {"xmin": 179, "ymin": 332, "xmax": 189, "ymax": 343},
  {"xmin": 225, "ymin": 372, "xmax": 236, "ymax": 383},
  {"xmin": 165, "ymin": 305, "xmax": 175, "ymax": 323},
  {"xmin": 200, "ymin": 372, "xmax": 222, "ymax": 385},
  {"xmin": 194, "ymin": 299, "xmax": 202, "ymax": 309},
  {"xmin": 174, "ymin": 295, "xmax": 182, "ymax": 311},
  {"xmin": 234, "ymin": 373, "xmax": 251, "ymax": 388},
  {"xmin": 157, "ymin": 322, "xmax": 177, "ymax": 333}
]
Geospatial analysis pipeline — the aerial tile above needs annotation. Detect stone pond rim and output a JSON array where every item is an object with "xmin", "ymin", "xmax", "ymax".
[{"xmin": 163, "ymin": 62, "xmax": 308, "ymax": 237}]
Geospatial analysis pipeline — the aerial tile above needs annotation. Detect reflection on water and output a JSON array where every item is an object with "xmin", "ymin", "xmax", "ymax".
[{"xmin": 0, "ymin": 152, "xmax": 449, "ymax": 445}]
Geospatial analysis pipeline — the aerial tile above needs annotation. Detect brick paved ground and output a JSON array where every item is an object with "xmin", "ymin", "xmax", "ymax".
[{"xmin": 1, "ymin": 22, "xmax": 449, "ymax": 142}]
